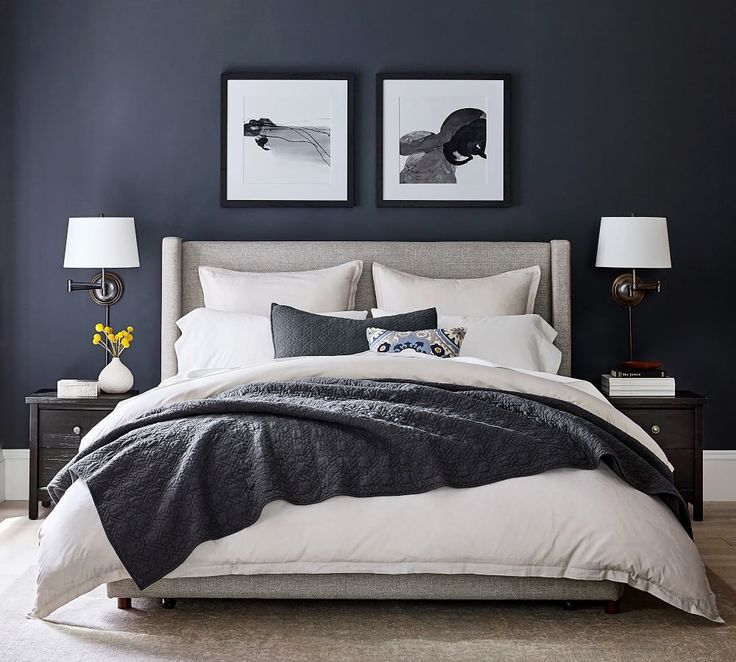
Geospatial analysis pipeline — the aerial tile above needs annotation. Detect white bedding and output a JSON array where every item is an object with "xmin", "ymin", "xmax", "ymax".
[{"xmin": 31, "ymin": 353, "xmax": 721, "ymax": 621}]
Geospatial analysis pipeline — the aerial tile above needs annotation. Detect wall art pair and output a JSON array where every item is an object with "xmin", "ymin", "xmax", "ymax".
[{"xmin": 221, "ymin": 73, "xmax": 509, "ymax": 208}]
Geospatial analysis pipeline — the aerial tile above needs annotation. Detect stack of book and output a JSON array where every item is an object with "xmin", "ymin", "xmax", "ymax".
[{"xmin": 601, "ymin": 367, "xmax": 675, "ymax": 397}]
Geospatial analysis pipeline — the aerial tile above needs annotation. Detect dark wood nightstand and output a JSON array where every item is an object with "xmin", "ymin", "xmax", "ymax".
[
  {"xmin": 606, "ymin": 391, "xmax": 706, "ymax": 521},
  {"xmin": 25, "ymin": 389, "xmax": 138, "ymax": 519}
]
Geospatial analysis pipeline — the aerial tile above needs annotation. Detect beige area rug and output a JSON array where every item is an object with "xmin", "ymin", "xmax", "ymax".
[{"xmin": 1, "ymin": 568, "xmax": 734, "ymax": 662}]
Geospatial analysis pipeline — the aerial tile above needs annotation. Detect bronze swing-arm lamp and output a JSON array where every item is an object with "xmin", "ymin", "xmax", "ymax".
[
  {"xmin": 595, "ymin": 216, "xmax": 672, "ymax": 367},
  {"xmin": 63, "ymin": 215, "xmax": 140, "ymax": 360}
]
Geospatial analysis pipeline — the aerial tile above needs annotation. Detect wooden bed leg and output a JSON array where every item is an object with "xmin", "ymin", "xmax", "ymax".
[
  {"xmin": 605, "ymin": 599, "xmax": 620, "ymax": 614},
  {"xmin": 117, "ymin": 598, "xmax": 132, "ymax": 610},
  {"xmin": 161, "ymin": 598, "xmax": 177, "ymax": 609}
]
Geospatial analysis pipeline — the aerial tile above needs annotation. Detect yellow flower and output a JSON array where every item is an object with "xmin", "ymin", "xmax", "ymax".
[
  {"xmin": 127, "ymin": 326, "xmax": 134, "ymax": 333},
  {"xmin": 127, "ymin": 333, "xmax": 134, "ymax": 342},
  {"xmin": 95, "ymin": 323, "xmax": 104, "ymax": 332},
  {"xmin": 93, "ymin": 333, "xmax": 101, "ymax": 342},
  {"xmin": 116, "ymin": 331, "xmax": 125, "ymax": 340},
  {"xmin": 107, "ymin": 333, "xmax": 115, "ymax": 342},
  {"xmin": 104, "ymin": 326, "xmax": 112, "ymax": 334},
  {"xmin": 121, "ymin": 339, "xmax": 130, "ymax": 349},
  {"xmin": 92, "ymin": 337, "xmax": 100, "ymax": 345}
]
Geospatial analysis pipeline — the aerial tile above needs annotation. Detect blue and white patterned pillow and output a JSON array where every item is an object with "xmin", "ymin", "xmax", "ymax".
[{"xmin": 366, "ymin": 327, "xmax": 466, "ymax": 358}]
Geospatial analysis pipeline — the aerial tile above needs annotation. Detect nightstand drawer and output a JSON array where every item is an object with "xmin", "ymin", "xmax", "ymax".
[
  {"xmin": 39, "ymin": 448, "xmax": 78, "ymax": 484},
  {"xmin": 616, "ymin": 408, "xmax": 694, "ymax": 449},
  {"xmin": 39, "ymin": 409, "xmax": 109, "ymax": 447}
]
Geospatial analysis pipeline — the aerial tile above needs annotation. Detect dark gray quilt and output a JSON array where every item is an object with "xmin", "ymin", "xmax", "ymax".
[{"xmin": 47, "ymin": 378, "xmax": 690, "ymax": 590}]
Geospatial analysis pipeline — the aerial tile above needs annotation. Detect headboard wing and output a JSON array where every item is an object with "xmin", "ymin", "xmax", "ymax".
[{"xmin": 161, "ymin": 239, "xmax": 571, "ymax": 379}]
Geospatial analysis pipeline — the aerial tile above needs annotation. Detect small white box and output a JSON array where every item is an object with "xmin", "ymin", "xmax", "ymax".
[{"xmin": 57, "ymin": 379, "xmax": 99, "ymax": 398}]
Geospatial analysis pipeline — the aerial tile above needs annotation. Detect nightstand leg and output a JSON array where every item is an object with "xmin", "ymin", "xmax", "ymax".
[
  {"xmin": 694, "ymin": 405, "xmax": 704, "ymax": 522},
  {"xmin": 29, "ymin": 499, "xmax": 38, "ymax": 520}
]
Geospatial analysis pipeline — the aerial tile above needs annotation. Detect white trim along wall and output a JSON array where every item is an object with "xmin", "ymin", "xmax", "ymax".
[
  {"xmin": 3, "ymin": 449, "xmax": 30, "ymax": 501},
  {"xmin": 2, "ymin": 449, "xmax": 736, "ymax": 502},
  {"xmin": 703, "ymin": 451, "xmax": 736, "ymax": 501}
]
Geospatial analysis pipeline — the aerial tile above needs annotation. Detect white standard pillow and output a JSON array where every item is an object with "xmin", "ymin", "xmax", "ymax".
[
  {"xmin": 199, "ymin": 261, "xmax": 363, "ymax": 315},
  {"xmin": 372, "ymin": 263, "xmax": 541, "ymax": 317},
  {"xmin": 373, "ymin": 309, "xmax": 561, "ymax": 374},
  {"xmin": 175, "ymin": 308, "xmax": 368, "ymax": 374}
]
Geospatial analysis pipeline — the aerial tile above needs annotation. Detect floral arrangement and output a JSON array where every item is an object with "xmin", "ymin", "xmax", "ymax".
[{"xmin": 92, "ymin": 323, "xmax": 135, "ymax": 358}]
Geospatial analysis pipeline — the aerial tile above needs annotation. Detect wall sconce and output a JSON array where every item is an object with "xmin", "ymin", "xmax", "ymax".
[
  {"xmin": 595, "ymin": 216, "xmax": 672, "ymax": 367},
  {"xmin": 63, "ymin": 215, "xmax": 140, "ymax": 357}
]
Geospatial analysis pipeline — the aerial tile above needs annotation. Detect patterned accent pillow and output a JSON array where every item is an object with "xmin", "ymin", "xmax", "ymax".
[{"xmin": 366, "ymin": 327, "xmax": 467, "ymax": 358}]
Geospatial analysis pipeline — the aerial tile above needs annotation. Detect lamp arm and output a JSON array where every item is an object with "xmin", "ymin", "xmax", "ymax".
[
  {"xmin": 67, "ymin": 279, "xmax": 102, "ymax": 292},
  {"xmin": 67, "ymin": 267, "xmax": 110, "ymax": 295},
  {"xmin": 628, "ymin": 268, "xmax": 662, "ymax": 294},
  {"xmin": 631, "ymin": 280, "xmax": 662, "ymax": 293}
]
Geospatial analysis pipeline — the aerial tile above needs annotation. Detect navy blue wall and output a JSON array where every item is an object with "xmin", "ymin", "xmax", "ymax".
[{"xmin": 1, "ymin": 0, "xmax": 735, "ymax": 448}]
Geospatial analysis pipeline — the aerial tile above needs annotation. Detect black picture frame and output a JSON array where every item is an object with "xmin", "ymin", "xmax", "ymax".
[
  {"xmin": 221, "ymin": 72, "xmax": 354, "ymax": 207},
  {"xmin": 376, "ymin": 73, "xmax": 510, "ymax": 208}
]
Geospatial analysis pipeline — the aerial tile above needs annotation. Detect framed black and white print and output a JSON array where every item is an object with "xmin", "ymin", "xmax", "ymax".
[
  {"xmin": 221, "ymin": 73, "xmax": 353, "ymax": 207},
  {"xmin": 377, "ymin": 74, "xmax": 510, "ymax": 207}
]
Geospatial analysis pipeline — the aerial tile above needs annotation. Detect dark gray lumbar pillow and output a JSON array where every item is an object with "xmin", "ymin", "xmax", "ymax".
[{"xmin": 271, "ymin": 304, "xmax": 438, "ymax": 358}]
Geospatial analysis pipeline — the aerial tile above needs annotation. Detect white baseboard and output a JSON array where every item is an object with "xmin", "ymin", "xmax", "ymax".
[
  {"xmin": 2, "ymin": 448, "xmax": 736, "ymax": 501},
  {"xmin": 703, "ymin": 450, "xmax": 736, "ymax": 501},
  {"xmin": 3, "ymin": 449, "xmax": 29, "ymax": 501}
]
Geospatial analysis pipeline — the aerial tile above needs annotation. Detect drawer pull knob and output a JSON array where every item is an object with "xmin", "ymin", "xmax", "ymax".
[
  {"xmin": 72, "ymin": 426, "xmax": 82, "ymax": 435},
  {"xmin": 651, "ymin": 425, "xmax": 661, "ymax": 435}
]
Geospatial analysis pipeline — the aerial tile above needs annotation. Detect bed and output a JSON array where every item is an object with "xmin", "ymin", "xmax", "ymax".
[{"xmin": 31, "ymin": 239, "xmax": 720, "ymax": 622}]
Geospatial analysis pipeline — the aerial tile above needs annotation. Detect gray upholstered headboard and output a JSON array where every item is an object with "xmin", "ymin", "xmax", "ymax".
[{"xmin": 161, "ymin": 239, "xmax": 572, "ymax": 380}]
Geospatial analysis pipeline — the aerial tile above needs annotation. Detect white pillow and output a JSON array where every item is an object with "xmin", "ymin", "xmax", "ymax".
[
  {"xmin": 199, "ymin": 261, "xmax": 363, "ymax": 315},
  {"xmin": 175, "ymin": 308, "xmax": 368, "ymax": 374},
  {"xmin": 373, "ymin": 310, "xmax": 561, "ymax": 374},
  {"xmin": 372, "ymin": 263, "xmax": 541, "ymax": 316}
]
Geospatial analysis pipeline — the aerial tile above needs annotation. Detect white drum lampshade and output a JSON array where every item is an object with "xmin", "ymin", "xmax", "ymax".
[
  {"xmin": 595, "ymin": 216, "xmax": 671, "ymax": 269},
  {"xmin": 64, "ymin": 217, "xmax": 140, "ymax": 268}
]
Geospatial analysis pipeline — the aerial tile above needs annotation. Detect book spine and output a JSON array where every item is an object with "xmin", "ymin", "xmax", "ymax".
[{"xmin": 610, "ymin": 369, "xmax": 667, "ymax": 378}]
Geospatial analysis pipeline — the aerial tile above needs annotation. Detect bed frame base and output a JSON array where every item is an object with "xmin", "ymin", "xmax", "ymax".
[
  {"xmin": 116, "ymin": 596, "xmax": 621, "ymax": 614},
  {"xmin": 108, "ymin": 574, "xmax": 624, "ymax": 613}
]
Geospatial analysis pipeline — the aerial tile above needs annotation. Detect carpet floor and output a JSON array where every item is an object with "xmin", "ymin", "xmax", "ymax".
[{"xmin": 1, "ymin": 566, "xmax": 734, "ymax": 662}]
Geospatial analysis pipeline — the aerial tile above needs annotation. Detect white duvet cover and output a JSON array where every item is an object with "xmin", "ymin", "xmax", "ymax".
[{"xmin": 31, "ymin": 353, "xmax": 721, "ymax": 621}]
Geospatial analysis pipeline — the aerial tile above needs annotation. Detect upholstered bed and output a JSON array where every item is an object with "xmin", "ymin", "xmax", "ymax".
[
  {"xmin": 108, "ymin": 239, "xmax": 606, "ymax": 608},
  {"xmin": 31, "ymin": 239, "xmax": 720, "ymax": 622}
]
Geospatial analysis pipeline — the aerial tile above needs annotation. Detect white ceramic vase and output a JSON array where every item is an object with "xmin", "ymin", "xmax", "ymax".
[{"xmin": 98, "ymin": 357, "xmax": 134, "ymax": 394}]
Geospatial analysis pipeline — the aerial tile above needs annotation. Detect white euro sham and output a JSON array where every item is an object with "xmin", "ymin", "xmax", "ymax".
[
  {"xmin": 372, "ymin": 263, "xmax": 541, "ymax": 316},
  {"xmin": 199, "ymin": 261, "xmax": 363, "ymax": 315}
]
